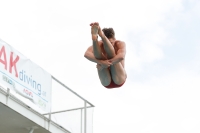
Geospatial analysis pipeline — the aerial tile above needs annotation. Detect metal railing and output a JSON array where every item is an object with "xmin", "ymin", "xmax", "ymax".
[
  {"xmin": 43, "ymin": 76, "xmax": 95, "ymax": 133},
  {"xmin": 0, "ymin": 75, "xmax": 94, "ymax": 133}
]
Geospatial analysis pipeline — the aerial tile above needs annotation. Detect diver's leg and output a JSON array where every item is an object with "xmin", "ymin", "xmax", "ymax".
[
  {"xmin": 91, "ymin": 23, "xmax": 111, "ymax": 86},
  {"xmin": 96, "ymin": 22, "xmax": 116, "ymax": 59}
]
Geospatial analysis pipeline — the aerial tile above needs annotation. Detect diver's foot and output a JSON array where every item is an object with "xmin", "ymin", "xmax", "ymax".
[
  {"xmin": 97, "ymin": 25, "xmax": 104, "ymax": 38},
  {"xmin": 91, "ymin": 22, "xmax": 99, "ymax": 40}
]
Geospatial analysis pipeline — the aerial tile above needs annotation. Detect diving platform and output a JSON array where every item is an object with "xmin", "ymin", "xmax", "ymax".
[
  {"xmin": 0, "ymin": 38, "xmax": 94, "ymax": 133},
  {"xmin": 0, "ymin": 76, "xmax": 94, "ymax": 133},
  {"xmin": 0, "ymin": 86, "xmax": 70, "ymax": 133}
]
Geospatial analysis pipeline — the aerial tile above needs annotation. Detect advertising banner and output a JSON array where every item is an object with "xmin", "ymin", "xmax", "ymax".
[{"xmin": 0, "ymin": 39, "xmax": 51, "ymax": 112}]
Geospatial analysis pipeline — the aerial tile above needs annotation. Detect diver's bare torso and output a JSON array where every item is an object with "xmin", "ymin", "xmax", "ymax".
[{"xmin": 99, "ymin": 40, "xmax": 125, "ymax": 68}]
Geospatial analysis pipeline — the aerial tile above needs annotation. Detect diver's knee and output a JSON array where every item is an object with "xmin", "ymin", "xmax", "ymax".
[
  {"xmin": 112, "ymin": 76, "xmax": 126, "ymax": 85},
  {"xmin": 100, "ymin": 77, "xmax": 111, "ymax": 86}
]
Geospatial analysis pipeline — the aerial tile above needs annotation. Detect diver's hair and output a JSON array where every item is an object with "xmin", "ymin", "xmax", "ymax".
[{"xmin": 102, "ymin": 28, "xmax": 115, "ymax": 39}]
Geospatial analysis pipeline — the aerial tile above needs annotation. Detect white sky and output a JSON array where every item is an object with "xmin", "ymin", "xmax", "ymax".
[{"xmin": 0, "ymin": 0, "xmax": 200, "ymax": 133}]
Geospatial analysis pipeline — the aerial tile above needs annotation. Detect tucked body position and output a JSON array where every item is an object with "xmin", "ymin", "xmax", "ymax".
[{"xmin": 84, "ymin": 22, "xmax": 127, "ymax": 89}]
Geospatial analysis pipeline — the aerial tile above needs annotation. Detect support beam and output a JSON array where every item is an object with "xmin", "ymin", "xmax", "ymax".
[{"xmin": 43, "ymin": 106, "xmax": 93, "ymax": 115}]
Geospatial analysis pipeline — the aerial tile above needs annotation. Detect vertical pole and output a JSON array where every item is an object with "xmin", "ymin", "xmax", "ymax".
[
  {"xmin": 84, "ymin": 101, "xmax": 87, "ymax": 133},
  {"xmin": 48, "ymin": 109, "xmax": 51, "ymax": 130},
  {"xmin": 6, "ymin": 88, "xmax": 10, "ymax": 105},
  {"xmin": 81, "ymin": 109, "xmax": 82, "ymax": 133},
  {"xmin": 48, "ymin": 76, "xmax": 52, "ymax": 130}
]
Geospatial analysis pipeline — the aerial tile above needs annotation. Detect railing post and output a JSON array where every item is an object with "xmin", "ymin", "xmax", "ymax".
[
  {"xmin": 81, "ymin": 109, "xmax": 82, "ymax": 133},
  {"xmin": 48, "ymin": 109, "xmax": 51, "ymax": 130},
  {"xmin": 84, "ymin": 101, "xmax": 87, "ymax": 133}
]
